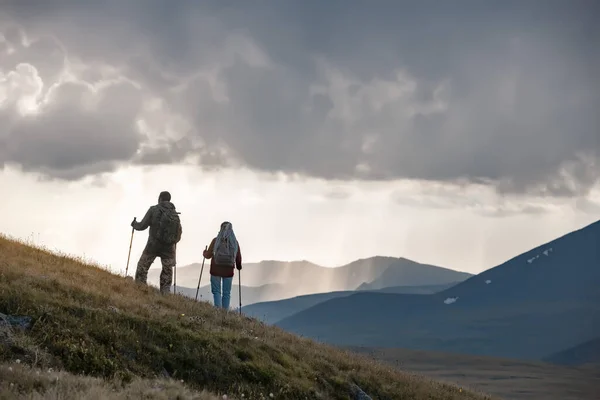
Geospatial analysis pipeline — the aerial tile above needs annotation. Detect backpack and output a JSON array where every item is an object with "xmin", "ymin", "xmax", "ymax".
[
  {"xmin": 214, "ymin": 236, "xmax": 237, "ymax": 266},
  {"xmin": 154, "ymin": 206, "xmax": 182, "ymax": 245}
]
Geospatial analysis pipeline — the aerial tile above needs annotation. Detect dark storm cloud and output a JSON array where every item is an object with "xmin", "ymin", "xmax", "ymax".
[{"xmin": 0, "ymin": 0, "xmax": 598, "ymax": 197}]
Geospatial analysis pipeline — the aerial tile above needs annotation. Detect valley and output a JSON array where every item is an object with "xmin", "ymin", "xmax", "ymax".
[{"xmin": 349, "ymin": 346, "xmax": 599, "ymax": 400}]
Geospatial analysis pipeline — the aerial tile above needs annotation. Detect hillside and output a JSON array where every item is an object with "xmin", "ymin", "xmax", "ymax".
[
  {"xmin": 543, "ymin": 337, "xmax": 600, "ymax": 366},
  {"xmin": 374, "ymin": 282, "xmax": 460, "ymax": 294},
  {"xmin": 0, "ymin": 234, "xmax": 492, "ymax": 400},
  {"xmin": 243, "ymin": 282, "xmax": 457, "ymax": 325},
  {"xmin": 0, "ymin": 363, "xmax": 225, "ymax": 399},
  {"xmin": 149, "ymin": 256, "xmax": 471, "ymax": 304},
  {"xmin": 276, "ymin": 219, "xmax": 600, "ymax": 361}
]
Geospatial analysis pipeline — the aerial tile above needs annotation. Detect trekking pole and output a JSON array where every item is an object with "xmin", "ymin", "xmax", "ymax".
[
  {"xmin": 125, "ymin": 219, "xmax": 136, "ymax": 276},
  {"xmin": 173, "ymin": 263, "xmax": 177, "ymax": 295},
  {"xmin": 195, "ymin": 245, "xmax": 208, "ymax": 301},
  {"xmin": 238, "ymin": 269, "xmax": 242, "ymax": 315}
]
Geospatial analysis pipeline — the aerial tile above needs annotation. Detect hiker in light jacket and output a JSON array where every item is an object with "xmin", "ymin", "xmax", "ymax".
[{"xmin": 203, "ymin": 221, "xmax": 242, "ymax": 309}]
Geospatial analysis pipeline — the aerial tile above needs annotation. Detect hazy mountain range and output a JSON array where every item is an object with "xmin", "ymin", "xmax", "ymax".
[
  {"xmin": 148, "ymin": 256, "xmax": 472, "ymax": 304},
  {"xmin": 148, "ymin": 219, "xmax": 600, "ymax": 366},
  {"xmin": 242, "ymin": 282, "xmax": 459, "ymax": 324},
  {"xmin": 174, "ymin": 283, "xmax": 287, "ymax": 309},
  {"xmin": 275, "ymin": 219, "xmax": 600, "ymax": 363}
]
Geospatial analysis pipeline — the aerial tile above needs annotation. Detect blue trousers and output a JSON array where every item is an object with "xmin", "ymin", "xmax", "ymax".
[{"xmin": 210, "ymin": 275, "xmax": 233, "ymax": 309}]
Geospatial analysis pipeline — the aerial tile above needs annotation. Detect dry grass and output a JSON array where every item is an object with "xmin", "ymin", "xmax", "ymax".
[
  {"xmin": 0, "ymin": 234, "xmax": 495, "ymax": 399},
  {"xmin": 0, "ymin": 362, "xmax": 227, "ymax": 399}
]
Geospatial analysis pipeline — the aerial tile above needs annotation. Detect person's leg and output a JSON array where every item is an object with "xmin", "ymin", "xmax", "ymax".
[
  {"xmin": 135, "ymin": 246, "xmax": 156, "ymax": 285},
  {"xmin": 159, "ymin": 254, "xmax": 176, "ymax": 294},
  {"xmin": 210, "ymin": 275, "xmax": 222, "ymax": 308},
  {"xmin": 222, "ymin": 276, "xmax": 233, "ymax": 310}
]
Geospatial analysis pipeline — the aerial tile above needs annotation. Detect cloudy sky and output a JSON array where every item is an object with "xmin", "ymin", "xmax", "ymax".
[{"xmin": 1, "ymin": 0, "xmax": 599, "ymax": 277}]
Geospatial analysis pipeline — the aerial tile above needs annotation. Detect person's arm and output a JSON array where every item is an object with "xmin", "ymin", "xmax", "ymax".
[
  {"xmin": 132, "ymin": 207, "xmax": 153, "ymax": 231},
  {"xmin": 236, "ymin": 243, "xmax": 242, "ymax": 270},
  {"xmin": 203, "ymin": 238, "xmax": 216, "ymax": 259}
]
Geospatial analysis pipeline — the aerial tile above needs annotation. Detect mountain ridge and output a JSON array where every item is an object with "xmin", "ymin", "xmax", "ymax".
[
  {"xmin": 147, "ymin": 255, "xmax": 472, "ymax": 305},
  {"xmin": 242, "ymin": 282, "xmax": 459, "ymax": 324},
  {"xmin": 276, "ymin": 218, "xmax": 600, "ymax": 361}
]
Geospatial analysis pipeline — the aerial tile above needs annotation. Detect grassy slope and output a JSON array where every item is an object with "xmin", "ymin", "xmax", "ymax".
[
  {"xmin": 0, "ymin": 363, "xmax": 223, "ymax": 400},
  {"xmin": 0, "ymin": 235, "xmax": 493, "ymax": 400}
]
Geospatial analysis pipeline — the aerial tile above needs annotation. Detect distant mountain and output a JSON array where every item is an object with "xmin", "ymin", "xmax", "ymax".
[
  {"xmin": 148, "ymin": 260, "xmax": 323, "ymax": 292},
  {"xmin": 147, "ymin": 256, "xmax": 471, "ymax": 305},
  {"xmin": 357, "ymin": 261, "xmax": 472, "ymax": 290},
  {"xmin": 174, "ymin": 283, "xmax": 290, "ymax": 307},
  {"xmin": 242, "ymin": 291, "xmax": 353, "ymax": 324},
  {"xmin": 242, "ymin": 282, "xmax": 458, "ymax": 324},
  {"xmin": 543, "ymin": 337, "xmax": 600, "ymax": 366},
  {"xmin": 277, "ymin": 219, "xmax": 600, "ymax": 361},
  {"xmin": 326, "ymin": 256, "xmax": 471, "ymax": 293},
  {"xmin": 375, "ymin": 282, "xmax": 460, "ymax": 294},
  {"xmin": 146, "ymin": 260, "xmax": 312, "ymax": 287}
]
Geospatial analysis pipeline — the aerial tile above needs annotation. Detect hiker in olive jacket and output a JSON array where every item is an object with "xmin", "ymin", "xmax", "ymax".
[
  {"xmin": 131, "ymin": 191, "xmax": 182, "ymax": 294},
  {"xmin": 203, "ymin": 221, "xmax": 242, "ymax": 309}
]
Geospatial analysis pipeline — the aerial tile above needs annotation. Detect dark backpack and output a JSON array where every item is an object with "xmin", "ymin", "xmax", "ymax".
[{"xmin": 154, "ymin": 206, "xmax": 181, "ymax": 245}]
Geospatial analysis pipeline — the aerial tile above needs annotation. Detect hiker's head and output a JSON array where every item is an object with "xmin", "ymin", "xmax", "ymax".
[
  {"xmin": 220, "ymin": 221, "xmax": 232, "ymax": 231},
  {"xmin": 158, "ymin": 191, "xmax": 171, "ymax": 203}
]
